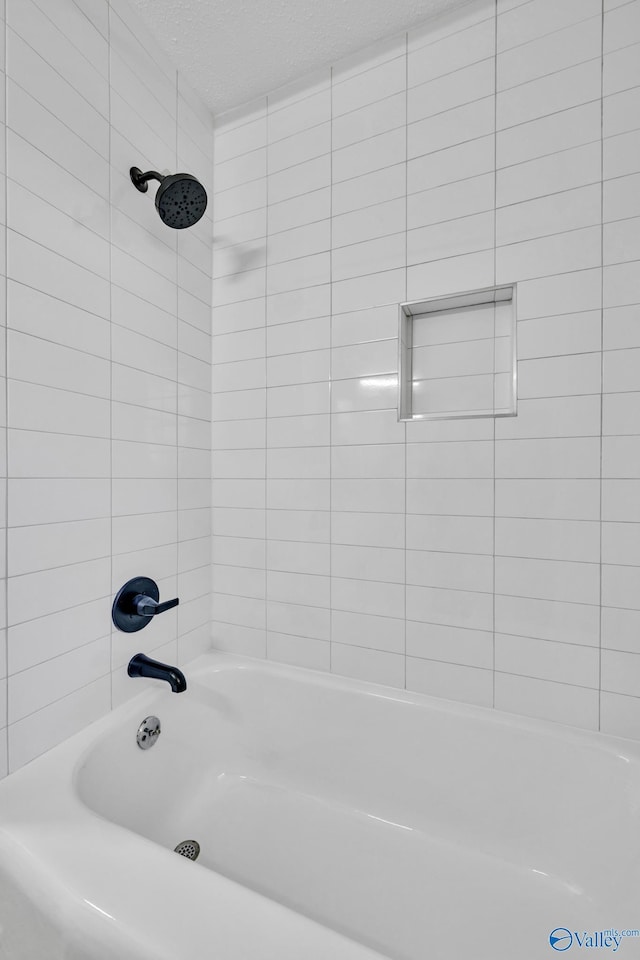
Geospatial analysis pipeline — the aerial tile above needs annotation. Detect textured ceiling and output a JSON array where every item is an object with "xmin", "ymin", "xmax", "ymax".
[{"xmin": 129, "ymin": 0, "xmax": 465, "ymax": 115}]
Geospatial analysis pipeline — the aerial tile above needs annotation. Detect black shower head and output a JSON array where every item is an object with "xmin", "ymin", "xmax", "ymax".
[{"xmin": 130, "ymin": 166, "xmax": 208, "ymax": 229}]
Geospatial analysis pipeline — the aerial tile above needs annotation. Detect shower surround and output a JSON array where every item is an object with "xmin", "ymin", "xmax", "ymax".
[
  {"xmin": 0, "ymin": 0, "xmax": 214, "ymax": 777},
  {"xmin": 211, "ymin": 0, "xmax": 640, "ymax": 738}
]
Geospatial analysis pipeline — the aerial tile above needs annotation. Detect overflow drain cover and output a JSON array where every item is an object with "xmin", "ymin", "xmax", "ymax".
[{"xmin": 174, "ymin": 839, "xmax": 200, "ymax": 861}]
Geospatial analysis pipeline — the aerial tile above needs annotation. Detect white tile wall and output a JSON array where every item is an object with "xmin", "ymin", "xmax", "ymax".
[
  {"xmin": 212, "ymin": 0, "xmax": 640, "ymax": 738},
  {"xmin": 0, "ymin": 0, "xmax": 213, "ymax": 775}
]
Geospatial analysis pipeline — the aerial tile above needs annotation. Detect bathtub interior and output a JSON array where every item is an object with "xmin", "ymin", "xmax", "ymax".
[{"xmin": 73, "ymin": 657, "xmax": 640, "ymax": 960}]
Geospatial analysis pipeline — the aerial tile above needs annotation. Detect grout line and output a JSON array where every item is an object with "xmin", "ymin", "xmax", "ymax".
[
  {"xmin": 598, "ymin": 0, "xmax": 605, "ymax": 731},
  {"xmin": 213, "ymin": 260, "xmax": 623, "ymax": 312},
  {"xmin": 403, "ymin": 31, "xmax": 409, "ymax": 691},
  {"xmin": 107, "ymin": 0, "xmax": 114, "ymax": 711},
  {"xmin": 263, "ymin": 98, "xmax": 269, "ymax": 661},
  {"xmin": 492, "ymin": 0, "xmax": 498, "ymax": 711},
  {"xmin": 329, "ymin": 64, "xmax": 334, "ymax": 676},
  {"xmin": 175, "ymin": 66, "xmax": 180, "ymax": 665},
  {"xmin": 3, "ymin": 0, "xmax": 9, "ymax": 765}
]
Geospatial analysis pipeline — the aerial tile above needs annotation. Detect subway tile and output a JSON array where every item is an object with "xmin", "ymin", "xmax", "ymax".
[
  {"xmin": 268, "ymin": 187, "xmax": 330, "ymax": 234},
  {"xmin": 406, "ymin": 514, "xmax": 492, "ymax": 554},
  {"xmin": 498, "ymin": 101, "xmax": 601, "ymax": 170},
  {"xmin": 409, "ymin": 59, "xmax": 494, "ymax": 125},
  {"xmin": 408, "ymin": 173, "xmax": 494, "ymax": 230},
  {"xmin": 497, "ymin": 60, "xmax": 601, "ymax": 132},
  {"xmin": 331, "ymin": 305, "xmax": 398, "ymax": 348},
  {"xmin": 332, "ymin": 92, "xmax": 405, "ymax": 152},
  {"xmin": 333, "ymin": 127, "xmax": 405, "ymax": 183},
  {"xmin": 267, "ymin": 478, "xmax": 329, "ymax": 511},
  {"xmin": 212, "ymin": 621, "xmax": 266, "ymax": 658},
  {"xmin": 409, "ymin": 18, "xmax": 495, "ymax": 88},
  {"xmin": 495, "ymin": 517, "xmax": 600, "ymax": 563},
  {"xmin": 601, "ymin": 692, "xmax": 640, "ymax": 739},
  {"xmin": 495, "ymin": 556, "xmax": 599, "ymax": 604},
  {"xmin": 266, "ymin": 600, "xmax": 329, "ymax": 641},
  {"xmin": 332, "ymin": 577, "xmax": 404, "ymax": 619},
  {"xmin": 331, "ymin": 512, "xmax": 404, "ymax": 549},
  {"xmin": 331, "ymin": 644, "xmax": 405, "ymax": 688},
  {"xmin": 333, "ymin": 57, "xmax": 405, "ymax": 117},
  {"xmin": 267, "ymin": 509, "xmax": 330, "ymax": 543},
  {"xmin": 8, "ymin": 676, "xmax": 110, "ymax": 772},
  {"xmin": 267, "ymin": 446, "xmax": 329, "ymax": 479},
  {"xmin": 268, "ymin": 85, "xmax": 330, "ymax": 142},
  {"xmin": 495, "ymin": 633, "xmax": 598, "ymax": 687},
  {"xmin": 498, "ymin": 16, "xmax": 601, "ymax": 91},
  {"xmin": 407, "ymin": 657, "xmax": 493, "ymax": 707},
  {"xmin": 604, "ymin": 347, "xmax": 640, "ymax": 392},
  {"xmin": 497, "ymin": 142, "xmax": 601, "ymax": 207},
  {"xmin": 267, "ymin": 413, "xmax": 330, "ymax": 448},
  {"xmin": 267, "ymin": 632, "xmax": 330, "ymax": 671},
  {"xmin": 497, "ymin": 185, "xmax": 601, "ymax": 247},
  {"xmin": 496, "ymin": 479, "xmax": 600, "ymax": 520},
  {"xmin": 604, "ymin": 174, "xmax": 640, "ymax": 224},
  {"xmin": 409, "ymin": 211, "xmax": 494, "ymax": 265},
  {"xmin": 267, "ymin": 382, "xmax": 330, "ymax": 418},
  {"xmin": 407, "ymin": 549, "xmax": 492, "ymax": 593},
  {"xmin": 497, "ymin": 225, "xmax": 601, "ymax": 283},
  {"xmin": 604, "ymin": 217, "xmax": 640, "ymax": 265},
  {"xmin": 332, "ymin": 233, "xmax": 405, "ymax": 282},
  {"xmin": 332, "ymin": 479, "xmax": 405, "ymax": 514},
  {"xmin": 406, "ymin": 620, "xmax": 493, "ymax": 669},
  {"xmin": 603, "ymin": 391, "xmax": 640, "ymax": 434},
  {"xmin": 495, "ymin": 594, "xmax": 600, "ymax": 646},
  {"xmin": 604, "ymin": 41, "xmax": 640, "ymax": 96},
  {"xmin": 497, "ymin": 395, "xmax": 601, "ymax": 440},
  {"xmin": 8, "ymin": 558, "xmax": 110, "ymax": 627},
  {"xmin": 603, "ymin": 522, "xmax": 640, "ymax": 566},
  {"xmin": 408, "ymin": 96, "xmax": 494, "ymax": 159},
  {"xmin": 494, "ymin": 673, "xmax": 598, "ymax": 729},
  {"xmin": 332, "ymin": 609, "xmax": 404, "ymax": 654},
  {"xmin": 332, "ymin": 163, "xmax": 405, "ymax": 217},
  {"xmin": 497, "ymin": 0, "xmax": 601, "ymax": 53},
  {"xmin": 495, "ymin": 437, "xmax": 600, "ymax": 478},
  {"xmin": 602, "ymin": 564, "xmax": 640, "ymax": 610},
  {"xmin": 267, "ymin": 540, "xmax": 329, "ymax": 577},
  {"xmin": 331, "ymin": 443, "xmax": 403, "ymax": 479},
  {"xmin": 409, "ymin": 135, "xmax": 495, "ymax": 194},
  {"xmin": 518, "ymin": 268, "xmax": 602, "ymax": 320},
  {"xmin": 518, "ymin": 353, "xmax": 601, "ymax": 399},
  {"xmin": 331, "ymin": 375, "xmax": 398, "ymax": 413},
  {"xmin": 407, "ymin": 584, "xmax": 493, "ymax": 631},
  {"xmin": 407, "ymin": 479, "xmax": 493, "ymax": 517},
  {"xmin": 603, "ymin": 87, "xmax": 640, "ymax": 139}
]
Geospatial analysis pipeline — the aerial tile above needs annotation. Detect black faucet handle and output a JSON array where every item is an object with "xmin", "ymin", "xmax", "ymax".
[
  {"xmin": 134, "ymin": 594, "xmax": 179, "ymax": 617},
  {"xmin": 112, "ymin": 577, "xmax": 180, "ymax": 633}
]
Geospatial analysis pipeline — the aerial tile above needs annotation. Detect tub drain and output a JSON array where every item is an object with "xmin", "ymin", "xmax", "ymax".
[{"xmin": 174, "ymin": 839, "xmax": 200, "ymax": 861}]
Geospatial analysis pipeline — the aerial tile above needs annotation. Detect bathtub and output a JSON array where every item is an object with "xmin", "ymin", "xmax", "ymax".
[{"xmin": 0, "ymin": 651, "xmax": 639, "ymax": 960}]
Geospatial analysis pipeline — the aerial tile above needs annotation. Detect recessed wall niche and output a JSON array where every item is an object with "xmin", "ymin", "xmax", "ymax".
[{"xmin": 398, "ymin": 285, "xmax": 517, "ymax": 422}]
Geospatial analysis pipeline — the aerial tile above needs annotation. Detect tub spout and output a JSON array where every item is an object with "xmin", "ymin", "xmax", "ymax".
[{"xmin": 128, "ymin": 653, "xmax": 187, "ymax": 693}]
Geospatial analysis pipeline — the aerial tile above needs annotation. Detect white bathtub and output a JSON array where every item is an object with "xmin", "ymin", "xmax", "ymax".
[{"xmin": 0, "ymin": 651, "xmax": 639, "ymax": 959}]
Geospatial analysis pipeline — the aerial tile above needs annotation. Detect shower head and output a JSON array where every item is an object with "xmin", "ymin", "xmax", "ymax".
[{"xmin": 130, "ymin": 166, "xmax": 208, "ymax": 229}]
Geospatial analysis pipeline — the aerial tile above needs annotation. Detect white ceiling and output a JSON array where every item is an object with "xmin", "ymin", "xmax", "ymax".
[{"xmin": 129, "ymin": 0, "xmax": 465, "ymax": 115}]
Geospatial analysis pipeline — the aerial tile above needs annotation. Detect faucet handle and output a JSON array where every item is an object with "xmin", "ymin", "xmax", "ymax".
[
  {"xmin": 134, "ymin": 594, "xmax": 179, "ymax": 617},
  {"xmin": 112, "ymin": 577, "xmax": 179, "ymax": 633}
]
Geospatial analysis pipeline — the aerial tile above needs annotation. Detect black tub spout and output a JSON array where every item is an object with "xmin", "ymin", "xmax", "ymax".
[{"xmin": 128, "ymin": 653, "xmax": 187, "ymax": 693}]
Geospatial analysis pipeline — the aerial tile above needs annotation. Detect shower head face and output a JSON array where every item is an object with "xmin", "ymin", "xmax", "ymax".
[{"xmin": 155, "ymin": 173, "xmax": 208, "ymax": 229}]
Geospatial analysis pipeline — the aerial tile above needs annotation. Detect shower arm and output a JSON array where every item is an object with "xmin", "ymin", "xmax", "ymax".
[{"xmin": 130, "ymin": 167, "xmax": 164, "ymax": 193}]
